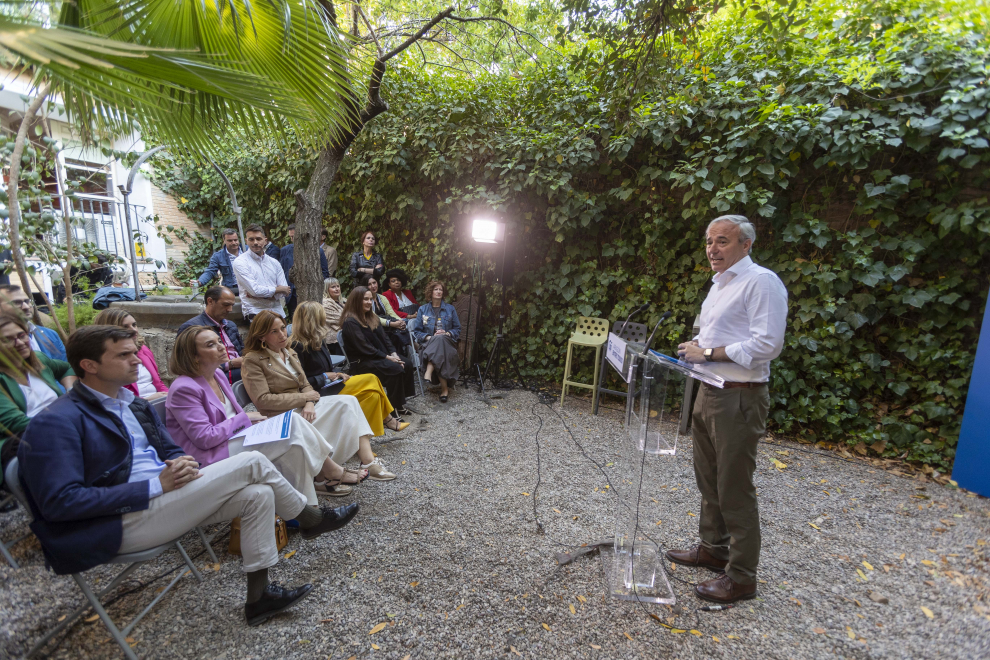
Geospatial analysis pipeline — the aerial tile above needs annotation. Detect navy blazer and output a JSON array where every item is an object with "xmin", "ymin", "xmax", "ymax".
[
  {"xmin": 17, "ymin": 383, "xmax": 185, "ymax": 575},
  {"xmin": 265, "ymin": 241, "xmax": 281, "ymax": 260},
  {"xmin": 177, "ymin": 311, "xmax": 244, "ymax": 356},
  {"xmin": 279, "ymin": 243, "xmax": 330, "ymax": 290},
  {"xmin": 196, "ymin": 247, "xmax": 242, "ymax": 288}
]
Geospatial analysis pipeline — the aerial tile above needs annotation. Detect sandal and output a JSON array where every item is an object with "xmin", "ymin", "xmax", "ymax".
[
  {"xmin": 314, "ymin": 479, "xmax": 353, "ymax": 497},
  {"xmin": 386, "ymin": 418, "xmax": 410, "ymax": 432},
  {"xmin": 439, "ymin": 394, "xmax": 448, "ymax": 403},
  {"xmin": 343, "ymin": 467, "xmax": 369, "ymax": 483},
  {"xmin": 359, "ymin": 457, "xmax": 396, "ymax": 481}
]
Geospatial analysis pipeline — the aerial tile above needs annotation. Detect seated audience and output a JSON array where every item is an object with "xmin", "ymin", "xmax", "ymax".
[
  {"xmin": 360, "ymin": 273, "xmax": 411, "ymax": 351},
  {"xmin": 0, "ymin": 284, "xmax": 66, "ymax": 361},
  {"xmin": 0, "ymin": 313, "xmax": 76, "ymax": 484},
  {"xmin": 165, "ymin": 326, "xmax": 361, "ymax": 498},
  {"xmin": 241, "ymin": 310, "xmax": 395, "ymax": 480},
  {"xmin": 412, "ymin": 280, "xmax": 462, "ymax": 403},
  {"xmin": 322, "ymin": 277, "xmax": 345, "ymax": 356},
  {"xmin": 348, "ymin": 230, "xmax": 385, "ymax": 286},
  {"xmin": 191, "ymin": 228, "xmax": 242, "ymax": 294},
  {"xmin": 341, "ymin": 287, "xmax": 416, "ymax": 417},
  {"xmin": 383, "ymin": 268, "xmax": 418, "ymax": 317},
  {"xmin": 291, "ymin": 301, "xmax": 409, "ymax": 435},
  {"xmin": 177, "ymin": 285, "xmax": 244, "ymax": 383},
  {"xmin": 17, "ymin": 325, "xmax": 358, "ymax": 625},
  {"xmin": 92, "ymin": 308, "xmax": 168, "ymax": 399}
]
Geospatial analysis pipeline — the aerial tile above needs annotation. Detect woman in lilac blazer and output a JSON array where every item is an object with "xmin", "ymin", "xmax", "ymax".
[{"xmin": 165, "ymin": 325, "xmax": 363, "ymax": 502}]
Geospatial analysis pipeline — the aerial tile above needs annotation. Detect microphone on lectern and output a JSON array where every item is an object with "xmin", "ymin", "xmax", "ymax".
[
  {"xmin": 642, "ymin": 311, "xmax": 673, "ymax": 355},
  {"xmin": 618, "ymin": 302, "xmax": 651, "ymax": 337}
]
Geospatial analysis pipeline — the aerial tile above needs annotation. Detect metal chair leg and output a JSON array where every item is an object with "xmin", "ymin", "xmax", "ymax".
[
  {"xmin": 196, "ymin": 526, "xmax": 219, "ymax": 565},
  {"xmin": 560, "ymin": 341, "xmax": 574, "ymax": 405},
  {"xmin": 174, "ymin": 541, "xmax": 203, "ymax": 582},
  {"xmin": 71, "ymin": 574, "xmax": 139, "ymax": 660},
  {"xmin": 591, "ymin": 345, "xmax": 603, "ymax": 414},
  {"xmin": 1, "ymin": 536, "xmax": 19, "ymax": 569}
]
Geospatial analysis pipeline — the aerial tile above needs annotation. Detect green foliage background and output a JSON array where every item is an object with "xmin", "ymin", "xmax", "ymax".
[{"xmin": 157, "ymin": 0, "xmax": 989, "ymax": 469}]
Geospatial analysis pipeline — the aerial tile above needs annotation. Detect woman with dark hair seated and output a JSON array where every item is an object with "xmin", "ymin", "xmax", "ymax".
[
  {"xmin": 340, "ymin": 287, "xmax": 416, "ymax": 417},
  {"xmin": 291, "ymin": 301, "xmax": 409, "ymax": 435},
  {"xmin": 383, "ymin": 268, "xmax": 418, "ymax": 317},
  {"xmin": 165, "ymin": 325, "xmax": 364, "ymax": 498},
  {"xmin": 359, "ymin": 273, "xmax": 411, "ymax": 352},
  {"xmin": 0, "ymin": 313, "xmax": 76, "ymax": 483},
  {"xmin": 348, "ymin": 230, "xmax": 385, "ymax": 286},
  {"xmin": 411, "ymin": 280, "xmax": 461, "ymax": 403},
  {"xmin": 241, "ymin": 310, "xmax": 395, "ymax": 481}
]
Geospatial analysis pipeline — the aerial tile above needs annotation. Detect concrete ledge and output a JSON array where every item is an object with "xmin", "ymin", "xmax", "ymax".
[{"xmin": 108, "ymin": 300, "xmax": 245, "ymax": 329}]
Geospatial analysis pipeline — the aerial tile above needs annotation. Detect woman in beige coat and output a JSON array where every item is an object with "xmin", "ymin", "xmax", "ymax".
[
  {"xmin": 322, "ymin": 277, "xmax": 345, "ymax": 356},
  {"xmin": 241, "ymin": 310, "xmax": 395, "ymax": 480}
]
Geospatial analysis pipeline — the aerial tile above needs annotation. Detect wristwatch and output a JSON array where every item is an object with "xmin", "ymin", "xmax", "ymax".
[{"xmin": 704, "ymin": 348, "xmax": 714, "ymax": 362}]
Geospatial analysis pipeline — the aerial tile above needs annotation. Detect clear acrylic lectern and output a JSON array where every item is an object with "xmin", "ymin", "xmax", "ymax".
[{"xmin": 601, "ymin": 343, "xmax": 723, "ymax": 605}]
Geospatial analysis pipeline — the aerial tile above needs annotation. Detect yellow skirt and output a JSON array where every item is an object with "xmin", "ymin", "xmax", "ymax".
[{"xmin": 339, "ymin": 373, "xmax": 394, "ymax": 436}]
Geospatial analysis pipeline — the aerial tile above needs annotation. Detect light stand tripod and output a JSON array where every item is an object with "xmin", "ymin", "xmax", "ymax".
[
  {"xmin": 479, "ymin": 237, "xmax": 526, "ymax": 395},
  {"xmin": 459, "ymin": 252, "xmax": 483, "ymax": 387}
]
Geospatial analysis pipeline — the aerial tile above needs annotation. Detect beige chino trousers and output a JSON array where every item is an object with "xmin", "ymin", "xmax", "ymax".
[
  {"xmin": 118, "ymin": 452, "xmax": 307, "ymax": 572},
  {"xmin": 691, "ymin": 383, "xmax": 770, "ymax": 585}
]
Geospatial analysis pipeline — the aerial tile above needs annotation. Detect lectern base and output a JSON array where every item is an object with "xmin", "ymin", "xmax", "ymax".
[{"xmin": 600, "ymin": 543, "xmax": 676, "ymax": 605}]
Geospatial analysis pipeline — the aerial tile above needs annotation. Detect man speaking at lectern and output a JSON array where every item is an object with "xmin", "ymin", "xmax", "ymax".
[{"xmin": 668, "ymin": 215, "xmax": 788, "ymax": 604}]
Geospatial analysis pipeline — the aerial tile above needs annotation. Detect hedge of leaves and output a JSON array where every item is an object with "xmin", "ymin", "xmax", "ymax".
[{"xmin": 158, "ymin": 0, "xmax": 989, "ymax": 468}]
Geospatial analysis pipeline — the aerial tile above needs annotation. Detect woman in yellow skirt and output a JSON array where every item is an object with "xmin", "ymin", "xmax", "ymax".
[{"xmin": 291, "ymin": 301, "xmax": 410, "ymax": 436}]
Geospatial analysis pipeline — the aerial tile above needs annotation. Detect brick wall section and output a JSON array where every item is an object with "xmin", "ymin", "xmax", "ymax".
[{"xmin": 150, "ymin": 184, "xmax": 210, "ymax": 285}]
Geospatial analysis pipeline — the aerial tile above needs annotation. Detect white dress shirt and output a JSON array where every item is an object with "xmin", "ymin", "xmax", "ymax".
[
  {"xmin": 693, "ymin": 255, "xmax": 788, "ymax": 383},
  {"xmin": 232, "ymin": 250, "xmax": 288, "ymax": 317}
]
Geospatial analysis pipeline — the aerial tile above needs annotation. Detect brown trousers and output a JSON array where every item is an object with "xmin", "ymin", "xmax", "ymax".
[{"xmin": 691, "ymin": 383, "xmax": 770, "ymax": 585}]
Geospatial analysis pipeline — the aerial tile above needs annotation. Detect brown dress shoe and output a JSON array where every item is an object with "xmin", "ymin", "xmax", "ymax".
[
  {"xmin": 665, "ymin": 545, "xmax": 727, "ymax": 572},
  {"xmin": 695, "ymin": 574, "xmax": 757, "ymax": 603}
]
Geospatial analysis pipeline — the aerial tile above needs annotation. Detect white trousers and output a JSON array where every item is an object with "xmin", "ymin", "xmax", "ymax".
[
  {"xmin": 307, "ymin": 395, "xmax": 374, "ymax": 465},
  {"xmin": 228, "ymin": 414, "xmax": 332, "ymax": 505},
  {"xmin": 118, "ymin": 452, "xmax": 307, "ymax": 572}
]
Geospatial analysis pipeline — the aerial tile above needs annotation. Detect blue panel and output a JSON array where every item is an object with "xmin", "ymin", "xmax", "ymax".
[{"xmin": 953, "ymin": 290, "xmax": 990, "ymax": 497}]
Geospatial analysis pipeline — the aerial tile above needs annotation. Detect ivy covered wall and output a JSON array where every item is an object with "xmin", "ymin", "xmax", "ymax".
[{"xmin": 156, "ymin": 0, "xmax": 989, "ymax": 468}]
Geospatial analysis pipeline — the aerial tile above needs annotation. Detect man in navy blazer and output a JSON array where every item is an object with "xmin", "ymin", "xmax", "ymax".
[
  {"xmin": 17, "ymin": 324, "xmax": 359, "ymax": 625},
  {"xmin": 192, "ymin": 228, "xmax": 242, "ymax": 293},
  {"xmin": 177, "ymin": 285, "xmax": 245, "ymax": 382},
  {"xmin": 279, "ymin": 223, "xmax": 330, "ymax": 319}
]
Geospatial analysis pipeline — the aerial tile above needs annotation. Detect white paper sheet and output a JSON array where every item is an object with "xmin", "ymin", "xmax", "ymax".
[{"xmin": 234, "ymin": 411, "xmax": 294, "ymax": 447}]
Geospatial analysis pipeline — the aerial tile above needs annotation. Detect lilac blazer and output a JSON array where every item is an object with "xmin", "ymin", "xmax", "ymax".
[
  {"xmin": 124, "ymin": 345, "xmax": 168, "ymax": 397},
  {"xmin": 165, "ymin": 369, "xmax": 253, "ymax": 466}
]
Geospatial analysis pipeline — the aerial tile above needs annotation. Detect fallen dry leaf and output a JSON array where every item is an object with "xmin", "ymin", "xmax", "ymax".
[
  {"xmin": 577, "ymin": 595, "xmax": 587, "ymax": 603},
  {"xmin": 84, "ymin": 614, "xmax": 100, "ymax": 623},
  {"xmin": 847, "ymin": 629, "xmax": 856, "ymax": 640},
  {"xmin": 590, "ymin": 644, "xmax": 602, "ymax": 649},
  {"xmin": 553, "ymin": 508, "xmax": 561, "ymax": 513},
  {"xmin": 521, "ymin": 492, "xmax": 530, "ymax": 496},
  {"xmin": 569, "ymin": 604, "xmax": 576, "ymax": 614},
  {"xmin": 510, "ymin": 646, "xmax": 522, "ymax": 657},
  {"xmin": 624, "ymin": 632, "xmax": 634, "ymax": 641},
  {"xmin": 369, "ymin": 622, "xmax": 386, "ymax": 635},
  {"xmin": 712, "ymin": 636, "xmax": 720, "ymax": 642},
  {"xmin": 813, "ymin": 627, "xmax": 826, "ymax": 634},
  {"xmin": 862, "ymin": 561, "xmax": 873, "ymax": 571},
  {"xmin": 542, "ymin": 623, "xmax": 551, "ymax": 632},
  {"xmin": 921, "ymin": 606, "xmax": 934, "ymax": 620},
  {"xmin": 868, "ymin": 592, "xmax": 889, "ymax": 605},
  {"xmin": 808, "ymin": 522, "xmax": 820, "ymax": 530},
  {"xmin": 687, "ymin": 512, "xmax": 696, "ymax": 517},
  {"xmin": 283, "ymin": 550, "xmax": 296, "ymax": 559},
  {"xmin": 371, "ymin": 643, "xmax": 380, "ymax": 650},
  {"xmin": 921, "ymin": 560, "xmax": 935, "ymax": 566},
  {"xmin": 689, "ymin": 629, "xmax": 702, "ymax": 636},
  {"xmin": 856, "ymin": 569, "xmax": 868, "ymax": 581},
  {"xmin": 772, "ymin": 458, "xmax": 788, "ymax": 470},
  {"xmin": 410, "ymin": 581, "xmax": 419, "ymax": 587}
]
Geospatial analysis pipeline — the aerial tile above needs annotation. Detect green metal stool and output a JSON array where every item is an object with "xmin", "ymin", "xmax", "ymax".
[{"xmin": 560, "ymin": 316, "xmax": 609, "ymax": 408}]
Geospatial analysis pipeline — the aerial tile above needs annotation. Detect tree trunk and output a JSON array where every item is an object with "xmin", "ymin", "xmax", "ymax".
[
  {"xmin": 293, "ymin": 146, "xmax": 346, "ymax": 304},
  {"xmin": 7, "ymin": 86, "xmax": 50, "ymax": 300}
]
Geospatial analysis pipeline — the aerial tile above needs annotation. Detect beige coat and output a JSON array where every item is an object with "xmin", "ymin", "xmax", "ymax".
[
  {"xmin": 241, "ymin": 347, "xmax": 314, "ymax": 418},
  {"xmin": 322, "ymin": 296, "xmax": 344, "ymax": 343}
]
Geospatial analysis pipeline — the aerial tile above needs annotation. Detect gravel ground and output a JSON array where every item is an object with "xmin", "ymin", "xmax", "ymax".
[{"xmin": 1, "ymin": 386, "xmax": 989, "ymax": 659}]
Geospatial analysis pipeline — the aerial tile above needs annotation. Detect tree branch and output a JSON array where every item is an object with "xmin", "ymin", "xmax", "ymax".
[
  {"xmin": 381, "ymin": 6, "xmax": 455, "ymax": 62},
  {"xmin": 356, "ymin": 4, "xmax": 382, "ymax": 56}
]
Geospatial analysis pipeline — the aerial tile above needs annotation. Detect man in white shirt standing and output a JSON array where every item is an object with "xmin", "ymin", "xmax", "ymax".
[
  {"xmin": 233, "ymin": 224, "xmax": 292, "ymax": 322},
  {"xmin": 669, "ymin": 215, "xmax": 789, "ymax": 604}
]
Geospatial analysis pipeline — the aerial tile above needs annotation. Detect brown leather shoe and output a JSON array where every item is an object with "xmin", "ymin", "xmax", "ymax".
[
  {"xmin": 695, "ymin": 574, "xmax": 757, "ymax": 603},
  {"xmin": 665, "ymin": 545, "xmax": 727, "ymax": 572}
]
